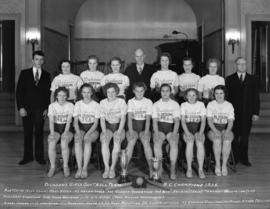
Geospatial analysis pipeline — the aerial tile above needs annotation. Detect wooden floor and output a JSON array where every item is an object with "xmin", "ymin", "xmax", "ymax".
[{"xmin": 0, "ymin": 132, "xmax": 270, "ymax": 209}]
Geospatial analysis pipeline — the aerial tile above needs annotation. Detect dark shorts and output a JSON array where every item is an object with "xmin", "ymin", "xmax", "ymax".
[
  {"xmin": 158, "ymin": 122, "xmax": 174, "ymax": 135},
  {"xmin": 54, "ymin": 123, "xmax": 66, "ymax": 135},
  {"xmin": 132, "ymin": 119, "xmax": 145, "ymax": 133},
  {"xmin": 105, "ymin": 121, "xmax": 120, "ymax": 132},
  {"xmin": 214, "ymin": 123, "xmax": 227, "ymax": 132},
  {"xmin": 79, "ymin": 122, "xmax": 93, "ymax": 132},
  {"xmin": 186, "ymin": 122, "xmax": 200, "ymax": 135}
]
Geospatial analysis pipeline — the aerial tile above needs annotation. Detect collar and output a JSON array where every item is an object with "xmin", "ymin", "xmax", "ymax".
[
  {"xmin": 237, "ymin": 72, "xmax": 246, "ymax": 77},
  {"xmin": 136, "ymin": 63, "xmax": 144, "ymax": 69}
]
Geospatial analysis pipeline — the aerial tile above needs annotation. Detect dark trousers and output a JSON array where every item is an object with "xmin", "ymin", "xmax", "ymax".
[
  {"xmin": 232, "ymin": 133, "xmax": 250, "ymax": 163},
  {"xmin": 22, "ymin": 109, "xmax": 45, "ymax": 161}
]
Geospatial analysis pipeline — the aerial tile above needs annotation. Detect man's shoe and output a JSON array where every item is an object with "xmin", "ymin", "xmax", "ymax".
[
  {"xmin": 241, "ymin": 161, "xmax": 251, "ymax": 167},
  {"xmin": 36, "ymin": 159, "xmax": 46, "ymax": 165},
  {"xmin": 18, "ymin": 159, "xmax": 33, "ymax": 165}
]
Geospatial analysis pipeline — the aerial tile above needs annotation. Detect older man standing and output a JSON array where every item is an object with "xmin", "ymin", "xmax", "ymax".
[
  {"xmin": 125, "ymin": 48, "xmax": 155, "ymax": 101},
  {"xmin": 226, "ymin": 57, "xmax": 260, "ymax": 166}
]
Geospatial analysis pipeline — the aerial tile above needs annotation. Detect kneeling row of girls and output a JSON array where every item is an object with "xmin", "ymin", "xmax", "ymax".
[{"xmin": 47, "ymin": 81, "xmax": 235, "ymax": 181}]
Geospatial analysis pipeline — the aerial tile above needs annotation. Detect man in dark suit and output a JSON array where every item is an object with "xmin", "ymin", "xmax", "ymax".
[
  {"xmin": 16, "ymin": 50, "xmax": 51, "ymax": 165},
  {"xmin": 124, "ymin": 48, "xmax": 156, "ymax": 101},
  {"xmin": 226, "ymin": 57, "xmax": 260, "ymax": 166}
]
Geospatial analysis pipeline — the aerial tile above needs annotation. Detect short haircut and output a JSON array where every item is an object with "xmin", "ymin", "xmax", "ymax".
[
  {"xmin": 54, "ymin": 87, "xmax": 69, "ymax": 101},
  {"xmin": 159, "ymin": 52, "xmax": 172, "ymax": 65},
  {"xmin": 160, "ymin": 83, "xmax": 172, "ymax": 92},
  {"xmin": 235, "ymin": 57, "xmax": 246, "ymax": 63},
  {"xmin": 206, "ymin": 58, "xmax": 220, "ymax": 70},
  {"xmin": 109, "ymin": 57, "xmax": 122, "ymax": 66},
  {"xmin": 182, "ymin": 57, "xmax": 194, "ymax": 65},
  {"xmin": 132, "ymin": 82, "xmax": 147, "ymax": 91},
  {"xmin": 78, "ymin": 83, "xmax": 95, "ymax": 101},
  {"xmin": 184, "ymin": 88, "xmax": 199, "ymax": 101},
  {"xmin": 88, "ymin": 55, "xmax": 99, "ymax": 63},
  {"xmin": 32, "ymin": 50, "xmax": 45, "ymax": 59},
  {"xmin": 103, "ymin": 82, "xmax": 120, "ymax": 97},
  {"xmin": 59, "ymin": 59, "xmax": 72, "ymax": 73},
  {"xmin": 213, "ymin": 85, "xmax": 227, "ymax": 100}
]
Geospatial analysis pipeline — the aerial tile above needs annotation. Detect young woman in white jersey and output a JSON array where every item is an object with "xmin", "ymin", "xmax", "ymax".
[
  {"xmin": 80, "ymin": 55, "xmax": 104, "ymax": 101},
  {"xmin": 152, "ymin": 83, "xmax": 180, "ymax": 180},
  {"xmin": 126, "ymin": 82, "xmax": 153, "ymax": 177},
  {"xmin": 100, "ymin": 83, "xmax": 127, "ymax": 179},
  {"xmin": 50, "ymin": 60, "xmax": 83, "ymax": 103},
  {"xmin": 207, "ymin": 85, "xmax": 234, "ymax": 176},
  {"xmin": 100, "ymin": 57, "xmax": 130, "ymax": 99},
  {"xmin": 198, "ymin": 58, "xmax": 225, "ymax": 104},
  {"xmin": 181, "ymin": 88, "xmax": 206, "ymax": 179},
  {"xmin": 150, "ymin": 53, "xmax": 179, "ymax": 100},
  {"xmin": 73, "ymin": 83, "xmax": 100, "ymax": 179},
  {"xmin": 47, "ymin": 87, "xmax": 74, "ymax": 178},
  {"xmin": 178, "ymin": 57, "xmax": 200, "ymax": 104}
]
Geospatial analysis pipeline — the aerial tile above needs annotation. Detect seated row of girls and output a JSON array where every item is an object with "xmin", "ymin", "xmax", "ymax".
[{"xmin": 47, "ymin": 82, "xmax": 234, "ymax": 180}]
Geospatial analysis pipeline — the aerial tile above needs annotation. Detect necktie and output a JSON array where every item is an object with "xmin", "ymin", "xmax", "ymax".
[
  {"xmin": 240, "ymin": 74, "xmax": 244, "ymax": 83},
  {"xmin": 138, "ymin": 66, "xmax": 142, "ymax": 74},
  {"xmin": 35, "ymin": 69, "xmax": 39, "ymax": 85}
]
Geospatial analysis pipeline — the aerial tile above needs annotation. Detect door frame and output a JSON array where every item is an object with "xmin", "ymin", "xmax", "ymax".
[
  {"xmin": 245, "ymin": 14, "xmax": 270, "ymax": 76},
  {"xmin": 0, "ymin": 13, "xmax": 21, "ymax": 125}
]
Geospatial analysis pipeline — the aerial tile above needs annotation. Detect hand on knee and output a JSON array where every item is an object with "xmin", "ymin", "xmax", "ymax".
[
  {"xmin": 127, "ymin": 131, "xmax": 138, "ymax": 142},
  {"xmin": 183, "ymin": 133, "xmax": 194, "ymax": 143},
  {"xmin": 74, "ymin": 132, "xmax": 83, "ymax": 144},
  {"xmin": 48, "ymin": 132, "xmax": 60, "ymax": 142},
  {"xmin": 222, "ymin": 130, "xmax": 233, "ymax": 141},
  {"xmin": 195, "ymin": 132, "xmax": 205, "ymax": 142}
]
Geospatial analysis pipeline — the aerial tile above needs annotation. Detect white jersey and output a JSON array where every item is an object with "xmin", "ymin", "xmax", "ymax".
[
  {"xmin": 100, "ymin": 98, "xmax": 127, "ymax": 124},
  {"xmin": 198, "ymin": 74, "xmax": 225, "ymax": 99},
  {"xmin": 180, "ymin": 101, "xmax": 206, "ymax": 123},
  {"xmin": 178, "ymin": 73, "xmax": 200, "ymax": 92},
  {"xmin": 207, "ymin": 100, "xmax": 234, "ymax": 124},
  {"xmin": 152, "ymin": 99, "xmax": 180, "ymax": 123},
  {"xmin": 48, "ymin": 102, "xmax": 74, "ymax": 124},
  {"xmin": 80, "ymin": 70, "xmax": 104, "ymax": 90},
  {"xmin": 150, "ymin": 70, "xmax": 179, "ymax": 94},
  {"xmin": 50, "ymin": 74, "xmax": 83, "ymax": 100},
  {"xmin": 127, "ymin": 97, "xmax": 153, "ymax": 121},
  {"xmin": 73, "ymin": 100, "xmax": 100, "ymax": 124},
  {"xmin": 100, "ymin": 73, "xmax": 130, "ymax": 96}
]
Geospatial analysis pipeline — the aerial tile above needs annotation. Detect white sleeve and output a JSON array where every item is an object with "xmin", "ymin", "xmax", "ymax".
[
  {"xmin": 100, "ymin": 76, "xmax": 106, "ymax": 86},
  {"xmin": 197, "ymin": 78, "xmax": 204, "ymax": 92},
  {"xmin": 47, "ymin": 104, "xmax": 54, "ymax": 116},
  {"xmin": 125, "ymin": 76, "xmax": 130, "ymax": 88},
  {"xmin": 77, "ymin": 77, "xmax": 83, "ymax": 89},
  {"xmin": 95, "ymin": 103, "xmax": 101, "ymax": 119},
  {"xmin": 127, "ymin": 100, "xmax": 133, "ymax": 113},
  {"xmin": 99, "ymin": 101, "xmax": 105, "ymax": 118},
  {"xmin": 180, "ymin": 103, "xmax": 186, "ymax": 116},
  {"xmin": 152, "ymin": 103, "xmax": 158, "ymax": 118},
  {"xmin": 220, "ymin": 77, "xmax": 225, "ymax": 85},
  {"xmin": 150, "ymin": 73, "xmax": 156, "ymax": 89},
  {"xmin": 68, "ymin": 103, "xmax": 74, "ymax": 116},
  {"xmin": 173, "ymin": 103, "xmax": 181, "ymax": 119},
  {"xmin": 206, "ymin": 103, "xmax": 213, "ymax": 118},
  {"xmin": 73, "ymin": 102, "xmax": 79, "ymax": 117},
  {"xmin": 50, "ymin": 77, "xmax": 58, "ymax": 92},
  {"xmin": 228, "ymin": 103, "xmax": 235, "ymax": 120},
  {"xmin": 146, "ymin": 100, "xmax": 153, "ymax": 115},
  {"xmin": 173, "ymin": 73, "xmax": 179, "ymax": 87},
  {"xmin": 120, "ymin": 100, "xmax": 127, "ymax": 115},
  {"xmin": 200, "ymin": 102, "xmax": 206, "ymax": 116}
]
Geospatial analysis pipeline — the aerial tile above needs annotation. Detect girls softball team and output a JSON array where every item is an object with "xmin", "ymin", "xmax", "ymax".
[{"xmin": 46, "ymin": 55, "xmax": 234, "ymax": 180}]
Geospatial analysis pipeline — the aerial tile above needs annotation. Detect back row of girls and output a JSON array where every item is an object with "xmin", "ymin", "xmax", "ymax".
[
  {"xmin": 50, "ymin": 54, "xmax": 224, "ymax": 103},
  {"xmin": 47, "ymin": 81, "xmax": 234, "ymax": 181}
]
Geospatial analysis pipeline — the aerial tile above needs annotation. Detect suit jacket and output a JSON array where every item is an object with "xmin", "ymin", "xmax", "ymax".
[
  {"xmin": 16, "ymin": 68, "xmax": 51, "ymax": 112},
  {"xmin": 124, "ymin": 63, "xmax": 156, "ymax": 100},
  {"xmin": 226, "ymin": 72, "xmax": 260, "ymax": 134}
]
